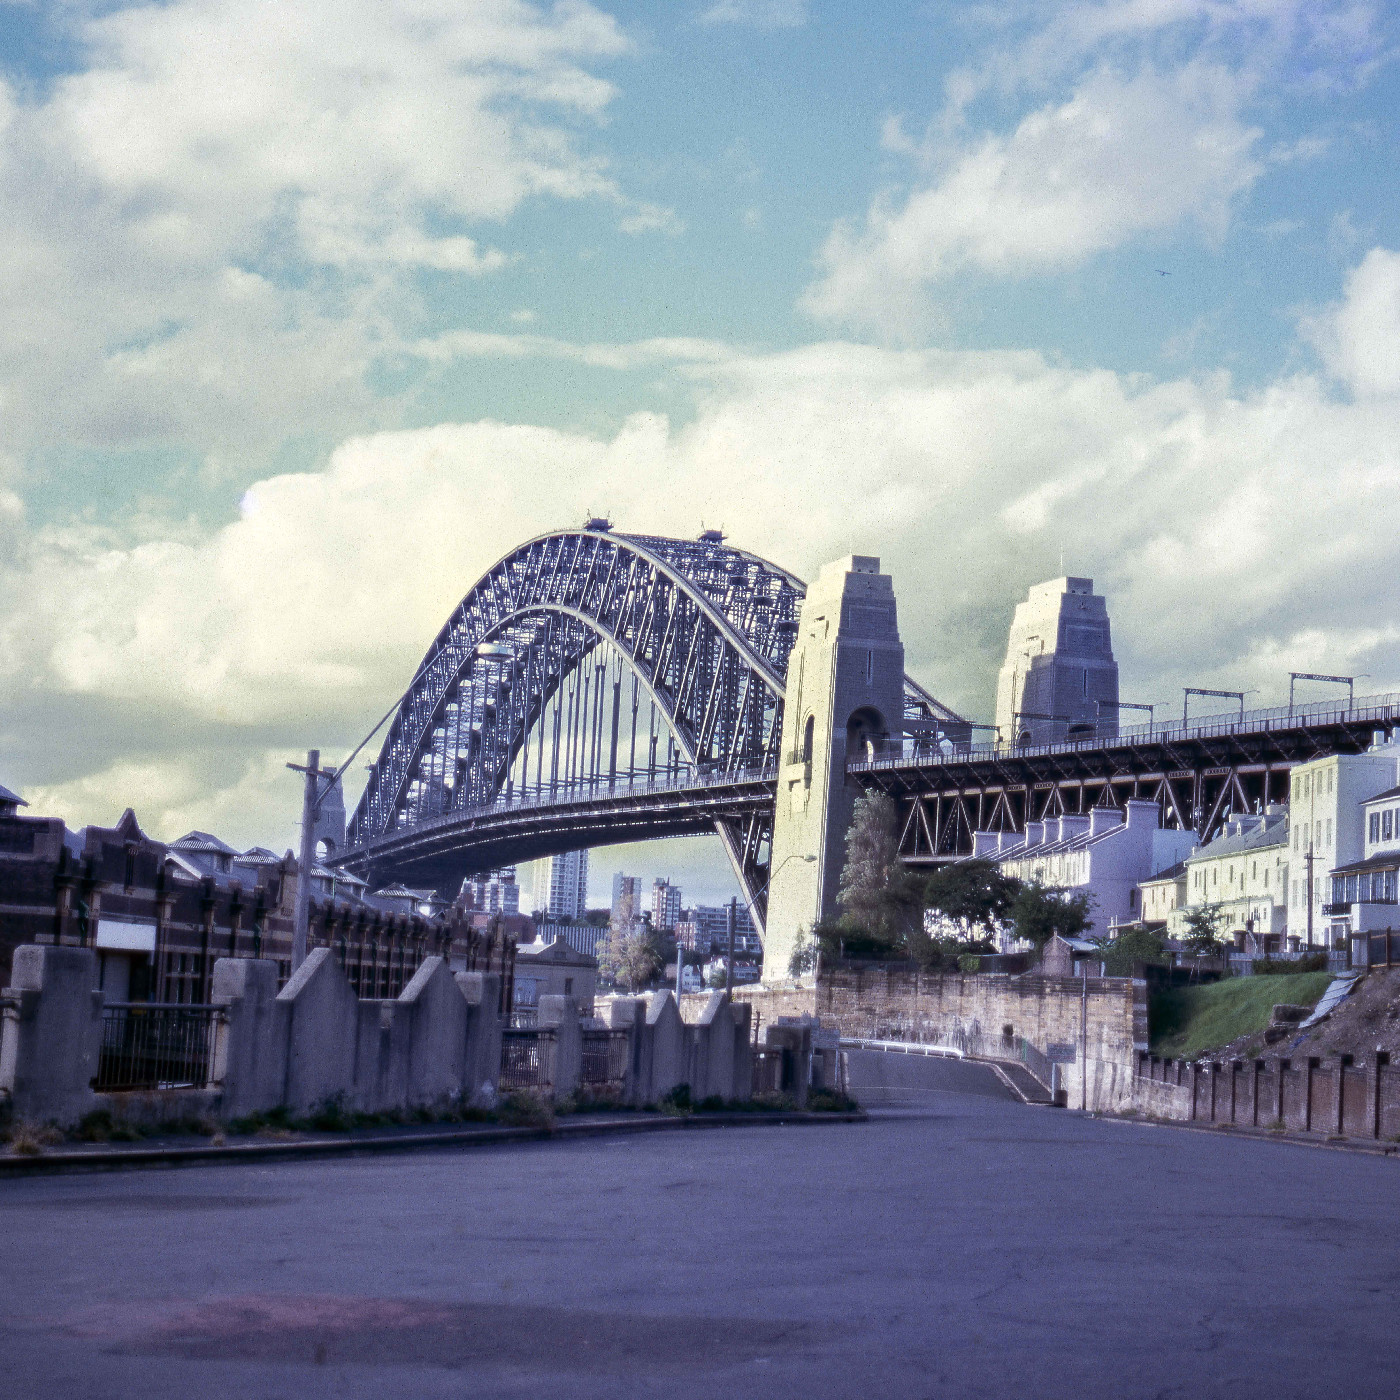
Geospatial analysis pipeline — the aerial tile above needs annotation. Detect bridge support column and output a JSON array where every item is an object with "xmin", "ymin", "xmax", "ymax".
[{"xmin": 763, "ymin": 556, "xmax": 905, "ymax": 986}]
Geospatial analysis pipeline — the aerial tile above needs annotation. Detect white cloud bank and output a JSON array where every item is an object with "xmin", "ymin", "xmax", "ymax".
[
  {"xmin": 1305, "ymin": 247, "xmax": 1400, "ymax": 397},
  {"xmin": 6, "ymin": 251, "xmax": 1400, "ymax": 842},
  {"xmin": 804, "ymin": 65, "xmax": 1261, "ymax": 334},
  {"xmin": 0, "ymin": 0, "xmax": 629, "ymax": 459}
]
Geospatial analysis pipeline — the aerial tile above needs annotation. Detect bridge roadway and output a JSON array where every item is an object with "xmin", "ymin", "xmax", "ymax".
[
  {"xmin": 336, "ymin": 765, "xmax": 779, "ymax": 889},
  {"xmin": 6, "ymin": 1053, "xmax": 1399, "ymax": 1399},
  {"xmin": 854, "ymin": 688, "xmax": 1400, "ymax": 863},
  {"xmin": 340, "ymin": 690, "xmax": 1400, "ymax": 888}
]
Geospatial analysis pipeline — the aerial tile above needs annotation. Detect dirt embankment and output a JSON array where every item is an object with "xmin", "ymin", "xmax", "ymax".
[{"xmin": 1208, "ymin": 968, "xmax": 1400, "ymax": 1062}]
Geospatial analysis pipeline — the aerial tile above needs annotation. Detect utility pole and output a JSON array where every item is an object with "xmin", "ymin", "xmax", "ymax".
[
  {"xmin": 1305, "ymin": 843, "xmax": 1315, "ymax": 949},
  {"xmin": 288, "ymin": 748, "xmax": 343, "ymax": 972},
  {"xmin": 725, "ymin": 896, "xmax": 737, "ymax": 994}
]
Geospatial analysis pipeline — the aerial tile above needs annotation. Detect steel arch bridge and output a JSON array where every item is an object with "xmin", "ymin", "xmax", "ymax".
[{"xmin": 337, "ymin": 526, "xmax": 966, "ymax": 926}]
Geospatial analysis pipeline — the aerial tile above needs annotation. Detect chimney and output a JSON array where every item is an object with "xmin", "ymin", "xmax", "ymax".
[
  {"xmin": 972, "ymin": 831, "xmax": 999, "ymax": 858},
  {"xmin": 1060, "ymin": 814, "xmax": 1090, "ymax": 842},
  {"xmin": 1025, "ymin": 821, "xmax": 1044, "ymax": 848},
  {"xmin": 1089, "ymin": 806, "xmax": 1123, "ymax": 837},
  {"xmin": 1125, "ymin": 798, "xmax": 1162, "ymax": 829}
]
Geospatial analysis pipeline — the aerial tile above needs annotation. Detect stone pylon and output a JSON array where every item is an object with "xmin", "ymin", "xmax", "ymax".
[{"xmin": 763, "ymin": 556, "xmax": 905, "ymax": 985}]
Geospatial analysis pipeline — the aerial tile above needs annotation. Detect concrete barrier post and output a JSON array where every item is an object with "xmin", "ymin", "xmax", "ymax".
[
  {"xmin": 456, "ymin": 971, "xmax": 504, "ymax": 1105},
  {"xmin": 644, "ymin": 992, "xmax": 686, "ymax": 1102},
  {"xmin": 277, "ymin": 946, "xmax": 358, "ymax": 1113},
  {"xmin": 398, "ymin": 957, "xmax": 469, "ymax": 1109},
  {"xmin": 538, "ymin": 995, "xmax": 582, "ymax": 1098},
  {"xmin": 210, "ymin": 956, "xmax": 285, "ymax": 1119},
  {"xmin": 0, "ymin": 944, "xmax": 103, "ymax": 1125},
  {"xmin": 605, "ymin": 997, "xmax": 646, "ymax": 1104}
]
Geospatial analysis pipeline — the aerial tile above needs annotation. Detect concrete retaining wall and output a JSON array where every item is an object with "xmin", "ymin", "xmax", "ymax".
[
  {"xmin": 1132, "ymin": 1052, "xmax": 1400, "ymax": 1139},
  {"xmin": 737, "ymin": 966, "xmax": 1145, "ymax": 1112}
]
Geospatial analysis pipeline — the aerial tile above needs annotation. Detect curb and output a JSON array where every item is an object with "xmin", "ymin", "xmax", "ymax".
[
  {"xmin": 0, "ymin": 1110, "xmax": 866, "ymax": 1178},
  {"xmin": 1088, "ymin": 1111, "xmax": 1400, "ymax": 1159}
]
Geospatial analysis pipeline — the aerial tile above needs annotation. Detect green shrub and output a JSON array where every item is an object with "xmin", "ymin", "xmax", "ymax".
[
  {"xmin": 658, "ymin": 1083, "xmax": 694, "ymax": 1116},
  {"xmin": 806, "ymin": 1089, "xmax": 859, "ymax": 1113}
]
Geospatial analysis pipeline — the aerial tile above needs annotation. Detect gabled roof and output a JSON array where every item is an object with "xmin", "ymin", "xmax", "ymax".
[
  {"xmin": 237, "ymin": 845, "xmax": 283, "ymax": 865},
  {"xmin": 0, "ymin": 783, "xmax": 26, "ymax": 807},
  {"xmin": 1330, "ymin": 851, "xmax": 1400, "ymax": 877},
  {"xmin": 1362, "ymin": 785, "xmax": 1400, "ymax": 805},
  {"xmin": 171, "ymin": 829, "xmax": 240, "ymax": 856},
  {"xmin": 1143, "ymin": 860, "xmax": 1187, "ymax": 884},
  {"xmin": 1187, "ymin": 815, "xmax": 1287, "ymax": 860}
]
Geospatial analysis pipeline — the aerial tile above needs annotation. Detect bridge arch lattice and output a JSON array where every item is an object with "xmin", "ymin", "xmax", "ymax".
[{"xmin": 346, "ymin": 529, "xmax": 805, "ymax": 857}]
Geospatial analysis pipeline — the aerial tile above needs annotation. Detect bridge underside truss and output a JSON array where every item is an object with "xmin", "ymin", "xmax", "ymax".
[{"xmin": 855, "ymin": 706, "xmax": 1400, "ymax": 863}]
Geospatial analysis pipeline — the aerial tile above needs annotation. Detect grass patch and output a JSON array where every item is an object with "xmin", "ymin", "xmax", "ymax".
[{"xmin": 1150, "ymin": 972, "xmax": 1333, "ymax": 1059}]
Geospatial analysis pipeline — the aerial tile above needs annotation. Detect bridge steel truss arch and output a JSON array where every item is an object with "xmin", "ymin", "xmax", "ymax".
[{"xmin": 345, "ymin": 528, "xmax": 806, "ymax": 911}]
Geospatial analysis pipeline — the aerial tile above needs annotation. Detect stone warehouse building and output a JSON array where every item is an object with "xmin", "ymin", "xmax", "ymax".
[{"xmin": 0, "ymin": 792, "xmax": 516, "ymax": 1006}]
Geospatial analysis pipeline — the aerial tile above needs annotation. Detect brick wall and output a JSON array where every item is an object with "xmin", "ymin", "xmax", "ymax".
[{"xmin": 736, "ymin": 967, "xmax": 1146, "ymax": 1112}]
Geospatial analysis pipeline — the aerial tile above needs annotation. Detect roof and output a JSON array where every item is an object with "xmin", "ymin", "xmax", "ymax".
[
  {"xmin": 1329, "ymin": 851, "xmax": 1400, "ymax": 876},
  {"xmin": 0, "ymin": 783, "xmax": 27, "ymax": 807},
  {"xmin": 1362, "ymin": 785, "xmax": 1400, "ymax": 805},
  {"xmin": 170, "ymin": 829, "xmax": 240, "ymax": 856},
  {"xmin": 1187, "ymin": 815, "xmax": 1287, "ymax": 861},
  {"xmin": 237, "ymin": 846, "xmax": 283, "ymax": 866},
  {"xmin": 1143, "ymin": 860, "xmax": 1187, "ymax": 884},
  {"xmin": 371, "ymin": 882, "xmax": 436, "ymax": 901}
]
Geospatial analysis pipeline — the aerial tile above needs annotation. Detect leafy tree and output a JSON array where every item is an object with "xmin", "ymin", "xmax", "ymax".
[
  {"xmin": 1008, "ymin": 883, "xmax": 1094, "ymax": 950},
  {"xmin": 923, "ymin": 859, "xmax": 1021, "ymax": 941},
  {"xmin": 596, "ymin": 917, "xmax": 662, "ymax": 992},
  {"xmin": 1093, "ymin": 926, "xmax": 1167, "ymax": 977},
  {"xmin": 837, "ymin": 792, "xmax": 923, "ymax": 950},
  {"xmin": 1181, "ymin": 903, "xmax": 1226, "ymax": 954}
]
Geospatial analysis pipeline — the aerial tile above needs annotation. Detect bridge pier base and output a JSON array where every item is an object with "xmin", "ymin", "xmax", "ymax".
[{"xmin": 763, "ymin": 556, "xmax": 905, "ymax": 986}]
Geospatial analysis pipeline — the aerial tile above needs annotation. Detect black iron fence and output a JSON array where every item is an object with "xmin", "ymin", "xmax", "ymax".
[
  {"xmin": 580, "ymin": 1029, "xmax": 628, "ymax": 1087},
  {"xmin": 499, "ymin": 1029, "xmax": 553, "ymax": 1091},
  {"xmin": 94, "ymin": 1002, "xmax": 219, "ymax": 1092}
]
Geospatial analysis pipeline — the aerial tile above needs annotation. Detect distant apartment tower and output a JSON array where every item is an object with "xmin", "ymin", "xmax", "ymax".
[
  {"xmin": 543, "ymin": 850, "xmax": 589, "ymax": 921},
  {"xmin": 994, "ymin": 576, "xmax": 1119, "ymax": 747},
  {"xmin": 462, "ymin": 867, "xmax": 519, "ymax": 916},
  {"xmin": 611, "ymin": 873, "xmax": 643, "ymax": 925},
  {"xmin": 650, "ymin": 878, "xmax": 682, "ymax": 932}
]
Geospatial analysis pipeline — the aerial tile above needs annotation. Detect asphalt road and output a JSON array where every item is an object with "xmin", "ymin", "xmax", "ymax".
[{"xmin": 5, "ymin": 1056, "xmax": 1400, "ymax": 1400}]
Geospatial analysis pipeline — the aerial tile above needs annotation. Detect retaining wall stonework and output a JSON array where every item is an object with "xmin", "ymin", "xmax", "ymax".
[{"xmin": 736, "ymin": 967, "xmax": 1146, "ymax": 1112}]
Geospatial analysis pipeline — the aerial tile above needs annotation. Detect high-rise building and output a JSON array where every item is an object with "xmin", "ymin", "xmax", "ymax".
[
  {"xmin": 650, "ymin": 878, "xmax": 682, "ymax": 932},
  {"xmin": 460, "ymin": 867, "xmax": 519, "ymax": 916},
  {"xmin": 994, "ymin": 577, "xmax": 1119, "ymax": 748},
  {"xmin": 543, "ymin": 850, "xmax": 589, "ymax": 921},
  {"xmin": 611, "ymin": 872, "xmax": 642, "ymax": 925}
]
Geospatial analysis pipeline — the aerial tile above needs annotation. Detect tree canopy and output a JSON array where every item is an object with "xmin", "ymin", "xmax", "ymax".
[
  {"xmin": 1007, "ymin": 882, "xmax": 1094, "ymax": 949},
  {"xmin": 836, "ymin": 791, "xmax": 923, "ymax": 950},
  {"xmin": 923, "ymin": 859, "xmax": 1020, "ymax": 940}
]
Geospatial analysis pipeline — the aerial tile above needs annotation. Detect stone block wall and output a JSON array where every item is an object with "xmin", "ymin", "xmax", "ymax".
[{"xmin": 737, "ymin": 966, "xmax": 1145, "ymax": 1112}]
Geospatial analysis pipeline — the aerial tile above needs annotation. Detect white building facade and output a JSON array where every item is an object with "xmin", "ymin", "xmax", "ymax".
[
  {"xmin": 1177, "ymin": 809, "xmax": 1289, "ymax": 951},
  {"xmin": 973, "ymin": 800, "xmax": 1196, "ymax": 940},
  {"xmin": 1286, "ymin": 747, "xmax": 1400, "ymax": 948}
]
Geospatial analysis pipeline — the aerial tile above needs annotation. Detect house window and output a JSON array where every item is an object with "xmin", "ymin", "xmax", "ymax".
[
  {"xmin": 1325, "ymin": 819, "xmax": 1332, "ymax": 846},
  {"xmin": 1371, "ymin": 812, "xmax": 1382, "ymax": 842},
  {"xmin": 1328, "ymin": 770, "xmax": 1334, "ymax": 794},
  {"xmin": 1386, "ymin": 811, "xmax": 1394, "ymax": 841}
]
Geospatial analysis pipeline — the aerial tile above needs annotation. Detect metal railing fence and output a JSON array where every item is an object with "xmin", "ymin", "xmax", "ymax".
[
  {"xmin": 580, "ymin": 1029, "xmax": 629, "ymax": 1087},
  {"xmin": 499, "ymin": 1029, "xmax": 553, "ymax": 1092},
  {"xmin": 94, "ymin": 1002, "xmax": 219, "ymax": 1092},
  {"xmin": 850, "ymin": 688, "xmax": 1400, "ymax": 772}
]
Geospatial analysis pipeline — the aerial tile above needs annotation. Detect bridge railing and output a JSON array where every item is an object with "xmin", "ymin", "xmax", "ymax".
[{"xmin": 849, "ymin": 689, "xmax": 1400, "ymax": 772}]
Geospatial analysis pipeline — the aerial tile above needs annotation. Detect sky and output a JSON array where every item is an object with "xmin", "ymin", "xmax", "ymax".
[{"xmin": 2, "ymin": 0, "xmax": 1399, "ymax": 906}]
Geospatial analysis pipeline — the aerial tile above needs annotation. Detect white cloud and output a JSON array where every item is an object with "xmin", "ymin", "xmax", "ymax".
[
  {"xmin": 0, "ymin": 0, "xmax": 630, "ymax": 459},
  {"xmin": 1303, "ymin": 246, "xmax": 1400, "ymax": 397},
  {"xmin": 697, "ymin": 0, "xmax": 808, "ymax": 30},
  {"xmin": 803, "ymin": 64, "xmax": 1261, "ymax": 335},
  {"xmin": 6, "ymin": 322, "xmax": 1400, "ymax": 839},
  {"xmin": 618, "ymin": 202, "xmax": 686, "ymax": 236}
]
